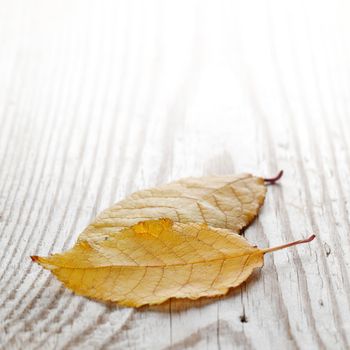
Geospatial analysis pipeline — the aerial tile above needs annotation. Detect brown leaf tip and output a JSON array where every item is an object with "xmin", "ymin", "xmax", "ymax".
[
  {"xmin": 264, "ymin": 170, "xmax": 284, "ymax": 185},
  {"xmin": 30, "ymin": 255, "xmax": 39, "ymax": 262},
  {"xmin": 305, "ymin": 234, "xmax": 316, "ymax": 243},
  {"xmin": 263, "ymin": 234, "xmax": 316, "ymax": 254}
]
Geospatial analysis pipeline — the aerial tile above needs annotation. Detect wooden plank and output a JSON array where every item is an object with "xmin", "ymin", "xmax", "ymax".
[{"xmin": 1, "ymin": 0, "xmax": 350, "ymax": 349}]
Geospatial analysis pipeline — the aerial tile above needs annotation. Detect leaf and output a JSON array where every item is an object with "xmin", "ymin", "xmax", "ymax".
[
  {"xmin": 32, "ymin": 219, "xmax": 315, "ymax": 307},
  {"xmin": 78, "ymin": 173, "xmax": 267, "ymax": 242}
]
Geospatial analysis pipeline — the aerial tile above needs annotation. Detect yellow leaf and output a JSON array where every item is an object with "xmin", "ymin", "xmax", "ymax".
[
  {"xmin": 78, "ymin": 173, "xmax": 267, "ymax": 242},
  {"xmin": 32, "ymin": 218, "xmax": 315, "ymax": 307}
]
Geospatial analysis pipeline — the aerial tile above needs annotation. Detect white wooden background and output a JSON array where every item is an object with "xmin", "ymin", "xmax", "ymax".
[{"xmin": 1, "ymin": 0, "xmax": 350, "ymax": 349}]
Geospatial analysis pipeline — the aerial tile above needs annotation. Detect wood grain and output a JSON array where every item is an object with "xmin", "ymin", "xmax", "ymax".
[{"xmin": 1, "ymin": 0, "xmax": 350, "ymax": 349}]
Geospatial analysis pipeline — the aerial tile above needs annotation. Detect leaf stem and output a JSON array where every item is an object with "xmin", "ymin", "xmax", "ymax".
[
  {"xmin": 262, "ymin": 234, "xmax": 315, "ymax": 254},
  {"xmin": 264, "ymin": 170, "xmax": 284, "ymax": 184}
]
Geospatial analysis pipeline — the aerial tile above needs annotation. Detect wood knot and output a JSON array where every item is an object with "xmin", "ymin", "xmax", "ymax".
[{"xmin": 240, "ymin": 314, "xmax": 248, "ymax": 323}]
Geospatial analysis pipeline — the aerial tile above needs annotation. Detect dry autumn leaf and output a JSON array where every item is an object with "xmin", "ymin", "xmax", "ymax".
[
  {"xmin": 32, "ymin": 218, "xmax": 315, "ymax": 307},
  {"xmin": 32, "ymin": 171, "xmax": 314, "ymax": 307},
  {"xmin": 78, "ymin": 172, "xmax": 274, "ymax": 242}
]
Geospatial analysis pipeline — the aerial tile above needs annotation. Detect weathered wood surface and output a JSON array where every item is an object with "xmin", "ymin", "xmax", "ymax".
[{"xmin": 1, "ymin": 0, "xmax": 350, "ymax": 349}]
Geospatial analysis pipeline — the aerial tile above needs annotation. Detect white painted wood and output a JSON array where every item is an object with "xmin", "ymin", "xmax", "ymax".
[{"xmin": 1, "ymin": 0, "xmax": 350, "ymax": 349}]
